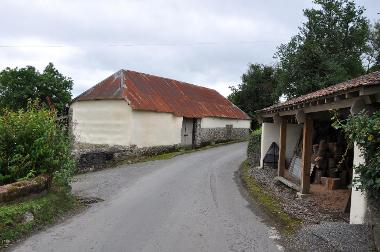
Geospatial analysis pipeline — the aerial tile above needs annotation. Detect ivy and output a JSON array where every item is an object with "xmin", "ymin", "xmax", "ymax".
[{"xmin": 332, "ymin": 109, "xmax": 380, "ymax": 199}]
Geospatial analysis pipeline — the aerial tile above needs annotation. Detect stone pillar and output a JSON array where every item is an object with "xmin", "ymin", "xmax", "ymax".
[
  {"xmin": 68, "ymin": 106, "xmax": 75, "ymax": 142},
  {"xmin": 193, "ymin": 118, "xmax": 202, "ymax": 148}
]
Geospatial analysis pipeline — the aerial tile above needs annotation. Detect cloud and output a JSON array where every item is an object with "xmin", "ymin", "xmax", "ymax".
[{"xmin": 0, "ymin": 0, "xmax": 378, "ymax": 97}]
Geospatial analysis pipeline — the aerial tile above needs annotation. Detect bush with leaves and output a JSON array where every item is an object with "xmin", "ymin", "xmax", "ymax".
[
  {"xmin": 0, "ymin": 102, "xmax": 74, "ymax": 187},
  {"xmin": 332, "ymin": 109, "xmax": 380, "ymax": 200}
]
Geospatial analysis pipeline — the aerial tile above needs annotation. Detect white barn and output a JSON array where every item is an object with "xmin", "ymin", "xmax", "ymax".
[{"xmin": 70, "ymin": 70, "xmax": 250, "ymax": 170}]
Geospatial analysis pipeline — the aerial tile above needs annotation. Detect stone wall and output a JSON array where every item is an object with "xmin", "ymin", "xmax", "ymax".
[
  {"xmin": 73, "ymin": 143, "xmax": 179, "ymax": 173},
  {"xmin": 193, "ymin": 118, "xmax": 202, "ymax": 147},
  {"xmin": 368, "ymin": 200, "xmax": 380, "ymax": 251},
  {"xmin": 0, "ymin": 175, "xmax": 49, "ymax": 203},
  {"xmin": 199, "ymin": 127, "xmax": 249, "ymax": 145}
]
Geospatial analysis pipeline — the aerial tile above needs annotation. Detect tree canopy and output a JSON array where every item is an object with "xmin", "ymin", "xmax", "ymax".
[
  {"xmin": 367, "ymin": 21, "xmax": 380, "ymax": 72},
  {"xmin": 274, "ymin": 0, "xmax": 370, "ymax": 98},
  {"xmin": 229, "ymin": 0, "xmax": 378, "ymax": 122},
  {"xmin": 0, "ymin": 63, "xmax": 73, "ymax": 114},
  {"xmin": 228, "ymin": 64, "xmax": 278, "ymax": 128}
]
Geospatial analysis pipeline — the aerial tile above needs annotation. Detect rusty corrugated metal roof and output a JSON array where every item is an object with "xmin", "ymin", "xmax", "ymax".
[
  {"xmin": 74, "ymin": 70, "xmax": 250, "ymax": 120},
  {"xmin": 258, "ymin": 70, "xmax": 380, "ymax": 114}
]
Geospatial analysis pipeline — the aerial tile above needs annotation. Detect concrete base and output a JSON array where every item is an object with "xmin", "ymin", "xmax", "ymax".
[
  {"xmin": 296, "ymin": 192, "xmax": 311, "ymax": 199},
  {"xmin": 274, "ymin": 176, "xmax": 300, "ymax": 191}
]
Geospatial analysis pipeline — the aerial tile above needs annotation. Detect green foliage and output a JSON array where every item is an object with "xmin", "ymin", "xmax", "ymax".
[
  {"xmin": 332, "ymin": 109, "xmax": 380, "ymax": 200},
  {"xmin": 228, "ymin": 64, "xmax": 279, "ymax": 128},
  {"xmin": 0, "ymin": 63, "xmax": 73, "ymax": 114},
  {"xmin": 367, "ymin": 21, "xmax": 380, "ymax": 72},
  {"xmin": 275, "ymin": 0, "xmax": 370, "ymax": 98},
  {"xmin": 0, "ymin": 102, "xmax": 74, "ymax": 186},
  {"xmin": 0, "ymin": 191, "xmax": 78, "ymax": 248}
]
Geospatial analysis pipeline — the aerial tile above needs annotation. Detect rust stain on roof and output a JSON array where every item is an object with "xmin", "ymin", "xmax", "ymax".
[
  {"xmin": 259, "ymin": 71, "xmax": 380, "ymax": 113},
  {"xmin": 74, "ymin": 70, "xmax": 250, "ymax": 120}
]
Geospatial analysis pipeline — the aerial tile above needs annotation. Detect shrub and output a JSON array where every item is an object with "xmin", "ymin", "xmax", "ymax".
[
  {"xmin": 247, "ymin": 128, "xmax": 262, "ymax": 166},
  {"xmin": 0, "ymin": 102, "xmax": 74, "ymax": 187},
  {"xmin": 332, "ymin": 109, "xmax": 380, "ymax": 200}
]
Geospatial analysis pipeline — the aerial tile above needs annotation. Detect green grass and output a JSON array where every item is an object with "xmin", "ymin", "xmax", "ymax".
[
  {"xmin": 145, "ymin": 151, "xmax": 183, "ymax": 161},
  {"xmin": 0, "ymin": 190, "xmax": 79, "ymax": 248},
  {"xmin": 117, "ymin": 139, "xmax": 249, "ymax": 165},
  {"xmin": 240, "ymin": 160, "xmax": 302, "ymax": 235}
]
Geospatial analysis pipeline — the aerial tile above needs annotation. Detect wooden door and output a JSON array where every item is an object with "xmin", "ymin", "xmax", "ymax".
[{"xmin": 181, "ymin": 118, "xmax": 193, "ymax": 147}]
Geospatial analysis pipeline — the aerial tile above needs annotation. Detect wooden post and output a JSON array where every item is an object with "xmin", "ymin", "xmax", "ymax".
[
  {"xmin": 278, "ymin": 118, "xmax": 287, "ymax": 177},
  {"xmin": 301, "ymin": 116, "xmax": 313, "ymax": 194}
]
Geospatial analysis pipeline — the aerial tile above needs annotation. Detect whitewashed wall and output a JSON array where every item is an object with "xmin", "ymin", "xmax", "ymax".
[
  {"xmin": 201, "ymin": 117, "xmax": 250, "ymax": 128},
  {"xmin": 350, "ymin": 143, "xmax": 367, "ymax": 224},
  {"xmin": 71, "ymin": 100, "xmax": 182, "ymax": 147},
  {"xmin": 131, "ymin": 110, "xmax": 182, "ymax": 147},
  {"xmin": 260, "ymin": 122, "xmax": 303, "ymax": 167}
]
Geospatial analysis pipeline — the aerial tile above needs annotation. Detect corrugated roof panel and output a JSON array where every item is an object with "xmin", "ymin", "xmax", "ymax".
[{"xmin": 74, "ymin": 69, "xmax": 250, "ymax": 120}]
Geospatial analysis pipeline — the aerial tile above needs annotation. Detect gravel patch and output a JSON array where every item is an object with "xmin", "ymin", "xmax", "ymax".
[
  {"xmin": 289, "ymin": 222, "xmax": 376, "ymax": 251},
  {"xmin": 248, "ymin": 165, "xmax": 376, "ymax": 251},
  {"xmin": 249, "ymin": 166, "xmax": 347, "ymax": 224}
]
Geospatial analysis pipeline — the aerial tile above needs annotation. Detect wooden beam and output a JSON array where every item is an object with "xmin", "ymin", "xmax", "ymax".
[
  {"xmin": 346, "ymin": 91, "xmax": 359, "ymax": 99},
  {"xmin": 278, "ymin": 118, "xmax": 287, "ymax": 177},
  {"xmin": 296, "ymin": 109, "xmax": 305, "ymax": 124},
  {"xmin": 301, "ymin": 116, "xmax": 313, "ymax": 194},
  {"xmin": 360, "ymin": 85, "xmax": 380, "ymax": 96}
]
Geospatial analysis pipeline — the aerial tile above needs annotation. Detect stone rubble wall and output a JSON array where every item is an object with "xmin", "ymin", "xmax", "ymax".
[
  {"xmin": 193, "ymin": 118, "xmax": 202, "ymax": 148},
  {"xmin": 0, "ymin": 175, "xmax": 49, "ymax": 203},
  {"xmin": 73, "ymin": 126, "xmax": 249, "ymax": 173},
  {"xmin": 199, "ymin": 128, "xmax": 250, "ymax": 145},
  {"xmin": 73, "ymin": 143, "xmax": 179, "ymax": 173},
  {"xmin": 367, "ymin": 200, "xmax": 380, "ymax": 250}
]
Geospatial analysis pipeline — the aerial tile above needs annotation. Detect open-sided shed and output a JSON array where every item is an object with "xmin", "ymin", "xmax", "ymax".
[{"xmin": 257, "ymin": 71, "xmax": 380, "ymax": 224}]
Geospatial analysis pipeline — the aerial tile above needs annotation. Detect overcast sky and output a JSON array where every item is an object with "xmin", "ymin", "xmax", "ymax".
[{"xmin": 0, "ymin": 0, "xmax": 379, "ymax": 97}]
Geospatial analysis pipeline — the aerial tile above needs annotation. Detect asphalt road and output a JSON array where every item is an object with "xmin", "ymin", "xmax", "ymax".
[{"xmin": 11, "ymin": 142, "xmax": 282, "ymax": 252}]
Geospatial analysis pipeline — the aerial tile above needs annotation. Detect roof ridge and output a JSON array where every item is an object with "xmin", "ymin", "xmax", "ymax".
[
  {"xmin": 123, "ymin": 69, "xmax": 220, "ymax": 93},
  {"xmin": 72, "ymin": 69, "xmax": 250, "ymax": 120},
  {"xmin": 73, "ymin": 70, "xmax": 124, "ymax": 102}
]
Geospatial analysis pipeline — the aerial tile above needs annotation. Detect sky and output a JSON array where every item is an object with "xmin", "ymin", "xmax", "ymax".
[{"xmin": 0, "ymin": 0, "xmax": 379, "ymax": 98}]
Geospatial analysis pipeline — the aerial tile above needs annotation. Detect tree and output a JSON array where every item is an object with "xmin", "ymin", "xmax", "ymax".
[
  {"xmin": 228, "ymin": 64, "xmax": 279, "ymax": 128},
  {"xmin": 366, "ymin": 21, "xmax": 380, "ymax": 72},
  {"xmin": 0, "ymin": 63, "xmax": 73, "ymax": 114},
  {"xmin": 275, "ymin": 0, "xmax": 370, "ymax": 98}
]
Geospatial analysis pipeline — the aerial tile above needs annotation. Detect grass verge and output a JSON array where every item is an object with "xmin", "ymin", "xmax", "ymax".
[
  {"xmin": 239, "ymin": 160, "xmax": 302, "ymax": 235},
  {"xmin": 142, "ymin": 139, "xmax": 248, "ymax": 163},
  {"xmin": 0, "ymin": 190, "xmax": 80, "ymax": 249}
]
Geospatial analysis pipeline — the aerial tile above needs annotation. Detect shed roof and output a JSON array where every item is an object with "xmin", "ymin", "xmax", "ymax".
[
  {"xmin": 74, "ymin": 70, "xmax": 250, "ymax": 120},
  {"xmin": 259, "ymin": 71, "xmax": 380, "ymax": 114}
]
